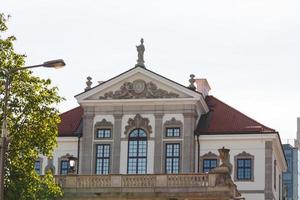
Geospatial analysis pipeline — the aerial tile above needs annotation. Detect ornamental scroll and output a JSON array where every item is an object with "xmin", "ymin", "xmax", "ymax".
[{"xmin": 99, "ymin": 79, "xmax": 179, "ymax": 99}]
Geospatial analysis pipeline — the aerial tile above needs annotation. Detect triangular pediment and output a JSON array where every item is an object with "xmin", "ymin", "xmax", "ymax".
[{"xmin": 75, "ymin": 67, "xmax": 203, "ymax": 102}]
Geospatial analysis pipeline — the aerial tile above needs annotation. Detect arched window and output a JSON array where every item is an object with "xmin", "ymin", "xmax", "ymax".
[{"xmin": 127, "ymin": 129, "xmax": 147, "ymax": 174}]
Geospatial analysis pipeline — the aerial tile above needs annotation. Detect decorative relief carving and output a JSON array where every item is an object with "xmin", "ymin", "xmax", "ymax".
[
  {"xmin": 235, "ymin": 151, "xmax": 253, "ymax": 157},
  {"xmin": 202, "ymin": 151, "xmax": 218, "ymax": 158},
  {"xmin": 95, "ymin": 119, "xmax": 113, "ymax": 127},
  {"xmin": 164, "ymin": 117, "xmax": 182, "ymax": 126},
  {"xmin": 124, "ymin": 114, "xmax": 152, "ymax": 135},
  {"xmin": 99, "ymin": 80, "xmax": 179, "ymax": 99}
]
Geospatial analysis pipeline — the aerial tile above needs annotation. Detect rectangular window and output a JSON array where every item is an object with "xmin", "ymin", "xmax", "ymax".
[
  {"xmin": 60, "ymin": 160, "xmax": 69, "ymax": 175},
  {"xmin": 165, "ymin": 143, "xmax": 180, "ymax": 174},
  {"xmin": 203, "ymin": 159, "xmax": 217, "ymax": 173},
  {"xmin": 96, "ymin": 129, "xmax": 111, "ymax": 138},
  {"xmin": 237, "ymin": 159, "xmax": 252, "ymax": 180},
  {"xmin": 166, "ymin": 128, "xmax": 180, "ymax": 137},
  {"xmin": 35, "ymin": 160, "xmax": 41, "ymax": 174},
  {"xmin": 95, "ymin": 144, "xmax": 110, "ymax": 174}
]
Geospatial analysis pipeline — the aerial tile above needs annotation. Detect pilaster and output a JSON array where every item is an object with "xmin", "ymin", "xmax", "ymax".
[
  {"xmin": 265, "ymin": 141, "xmax": 274, "ymax": 200},
  {"xmin": 79, "ymin": 111, "xmax": 94, "ymax": 174},
  {"xmin": 154, "ymin": 113, "xmax": 163, "ymax": 173},
  {"xmin": 182, "ymin": 112, "xmax": 196, "ymax": 173},
  {"xmin": 112, "ymin": 113, "xmax": 123, "ymax": 173}
]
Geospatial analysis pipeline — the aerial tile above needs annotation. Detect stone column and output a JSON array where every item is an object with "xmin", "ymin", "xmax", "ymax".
[
  {"xmin": 182, "ymin": 112, "xmax": 196, "ymax": 173},
  {"xmin": 79, "ymin": 109, "xmax": 94, "ymax": 174},
  {"xmin": 154, "ymin": 113, "xmax": 163, "ymax": 173},
  {"xmin": 112, "ymin": 113, "xmax": 122, "ymax": 174},
  {"xmin": 265, "ymin": 141, "xmax": 274, "ymax": 200}
]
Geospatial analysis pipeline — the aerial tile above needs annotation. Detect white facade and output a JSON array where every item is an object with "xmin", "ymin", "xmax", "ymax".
[{"xmin": 42, "ymin": 66, "xmax": 287, "ymax": 200}]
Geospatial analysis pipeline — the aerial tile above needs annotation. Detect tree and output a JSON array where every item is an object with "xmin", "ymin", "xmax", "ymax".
[{"xmin": 0, "ymin": 14, "xmax": 63, "ymax": 200}]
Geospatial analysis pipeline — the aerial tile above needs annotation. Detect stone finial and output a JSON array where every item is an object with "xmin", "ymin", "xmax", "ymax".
[
  {"xmin": 135, "ymin": 38, "xmax": 145, "ymax": 68},
  {"xmin": 85, "ymin": 76, "xmax": 92, "ymax": 91},
  {"xmin": 188, "ymin": 74, "xmax": 196, "ymax": 91}
]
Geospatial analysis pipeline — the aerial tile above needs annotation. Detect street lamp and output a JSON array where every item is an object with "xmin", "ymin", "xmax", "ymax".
[{"xmin": 0, "ymin": 59, "xmax": 65, "ymax": 200}]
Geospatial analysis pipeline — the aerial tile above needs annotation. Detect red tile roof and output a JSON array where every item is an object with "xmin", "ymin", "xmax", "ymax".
[
  {"xmin": 58, "ymin": 106, "xmax": 83, "ymax": 137},
  {"xmin": 58, "ymin": 96, "xmax": 275, "ymax": 137},
  {"xmin": 195, "ymin": 96, "xmax": 275, "ymax": 134}
]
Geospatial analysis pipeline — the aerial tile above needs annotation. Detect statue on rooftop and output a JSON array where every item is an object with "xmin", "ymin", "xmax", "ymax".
[{"xmin": 135, "ymin": 38, "xmax": 145, "ymax": 67}]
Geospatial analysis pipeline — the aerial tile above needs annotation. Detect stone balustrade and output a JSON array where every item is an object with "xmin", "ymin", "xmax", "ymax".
[
  {"xmin": 55, "ymin": 173, "xmax": 242, "ymax": 200},
  {"xmin": 55, "ymin": 173, "xmax": 212, "ymax": 189}
]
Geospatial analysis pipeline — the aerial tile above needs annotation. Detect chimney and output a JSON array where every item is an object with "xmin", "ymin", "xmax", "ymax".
[{"xmin": 195, "ymin": 79, "xmax": 211, "ymax": 98}]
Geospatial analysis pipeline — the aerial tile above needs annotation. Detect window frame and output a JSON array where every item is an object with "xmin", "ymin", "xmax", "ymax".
[
  {"xmin": 165, "ymin": 143, "xmax": 181, "ymax": 174},
  {"xmin": 163, "ymin": 118, "xmax": 183, "ymax": 139},
  {"xmin": 96, "ymin": 128, "xmax": 112, "ymax": 139},
  {"xmin": 127, "ymin": 128, "xmax": 148, "ymax": 174},
  {"xmin": 95, "ymin": 144, "xmax": 111, "ymax": 175},
  {"xmin": 60, "ymin": 160, "xmax": 69, "ymax": 175},
  {"xmin": 94, "ymin": 119, "xmax": 113, "ymax": 140},
  {"xmin": 199, "ymin": 152, "xmax": 219, "ymax": 173},
  {"xmin": 165, "ymin": 127, "xmax": 181, "ymax": 137},
  {"xmin": 234, "ymin": 151, "xmax": 254, "ymax": 182},
  {"xmin": 34, "ymin": 159, "xmax": 42, "ymax": 175},
  {"xmin": 202, "ymin": 158, "xmax": 218, "ymax": 173}
]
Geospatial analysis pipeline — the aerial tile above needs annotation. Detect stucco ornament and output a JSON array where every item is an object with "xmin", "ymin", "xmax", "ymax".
[
  {"xmin": 95, "ymin": 119, "xmax": 113, "ymax": 127},
  {"xmin": 124, "ymin": 114, "xmax": 152, "ymax": 135},
  {"xmin": 99, "ymin": 80, "xmax": 179, "ymax": 99}
]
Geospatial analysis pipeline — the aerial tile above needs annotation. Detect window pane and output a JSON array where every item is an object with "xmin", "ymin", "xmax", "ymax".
[
  {"xmin": 61, "ymin": 160, "xmax": 69, "ymax": 175},
  {"xmin": 166, "ymin": 128, "xmax": 180, "ymax": 137},
  {"xmin": 95, "ymin": 144, "xmax": 110, "ymax": 174},
  {"xmin": 97, "ymin": 129, "xmax": 111, "ymax": 138},
  {"xmin": 203, "ymin": 159, "xmax": 217, "ymax": 173},
  {"xmin": 35, "ymin": 161, "xmax": 41, "ymax": 174},
  {"xmin": 127, "ymin": 129, "xmax": 148, "ymax": 174},
  {"xmin": 165, "ymin": 143, "xmax": 180, "ymax": 174},
  {"xmin": 237, "ymin": 158, "xmax": 252, "ymax": 180}
]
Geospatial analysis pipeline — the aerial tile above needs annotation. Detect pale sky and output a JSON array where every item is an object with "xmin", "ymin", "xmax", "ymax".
[{"xmin": 2, "ymin": 0, "xmax": 300, "ymax": 141}]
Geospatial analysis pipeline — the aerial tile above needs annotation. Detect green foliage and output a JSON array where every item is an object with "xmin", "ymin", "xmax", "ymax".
[{"xmin": 0, "ymin": 14, "xmax": 63, "ymax": 199}]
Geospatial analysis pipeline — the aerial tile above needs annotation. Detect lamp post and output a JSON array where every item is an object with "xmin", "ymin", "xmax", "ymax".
[{"xmin": 0, "ymin": 59, "xmax": 65, "ymax": 200}]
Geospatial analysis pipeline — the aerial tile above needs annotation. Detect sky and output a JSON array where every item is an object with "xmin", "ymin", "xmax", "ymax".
[{"xmin": 1, "ymin": 0, "xmax": 300, "ymax": 141}]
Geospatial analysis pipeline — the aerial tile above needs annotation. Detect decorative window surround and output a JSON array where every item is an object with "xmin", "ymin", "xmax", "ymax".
[
  {"xmin": 199, "ymin": 152, "xmax": 219, "ymax": 173},
  {"xmin": 94, "ymin": 119, "xmax": 113, "ymax": 140},
  {"xmin": 58, "ymin": 154, "xmax": 77, "ymax": 175},
  {"xmin": 163, "ymin": 117, "xmax": 183, "ymax": 139},
  {"xmin": 234, "ymin": 151, "xmax": 254, "ymax": 182},
  {"xmin": 124, "ymin": 114, "xmax": 152, "ymax": 138}
]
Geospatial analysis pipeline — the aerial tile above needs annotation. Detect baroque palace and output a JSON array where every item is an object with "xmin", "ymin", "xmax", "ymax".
[{"xmin": 38, "ymin": 39, "xmax": 286, "ymax": 200}]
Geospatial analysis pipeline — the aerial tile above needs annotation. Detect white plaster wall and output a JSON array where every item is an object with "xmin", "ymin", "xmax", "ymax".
[
  {"xmin": 199, "ymin": 138, "xmax": 266, "ymax": 191},
  {"xmin": 120, "ymin": 141, "xmax": 128, "ymax": 174},
  {"xmin": 52, "ymin": 137, "xmax": 78, "ymax": 175},
  {"xmin": 121, "ymin": 114, "xmax": 155, "ymax": 138}
]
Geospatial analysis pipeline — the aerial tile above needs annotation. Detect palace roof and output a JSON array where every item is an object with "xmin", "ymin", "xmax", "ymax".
[{"xmin": 58, "ymin": 96, "xmax": 275, "ymax": 137}]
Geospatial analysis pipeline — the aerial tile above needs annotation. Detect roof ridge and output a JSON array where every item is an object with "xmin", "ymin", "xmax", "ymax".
[{"xmin": 207, "ymin": 95, "xmax": 275, "ymax": 132}]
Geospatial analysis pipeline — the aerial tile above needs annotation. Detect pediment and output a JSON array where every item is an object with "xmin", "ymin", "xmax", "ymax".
[{"xmin": 76, "ymin": 67, "xmax": 202, "ymax": 102}]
